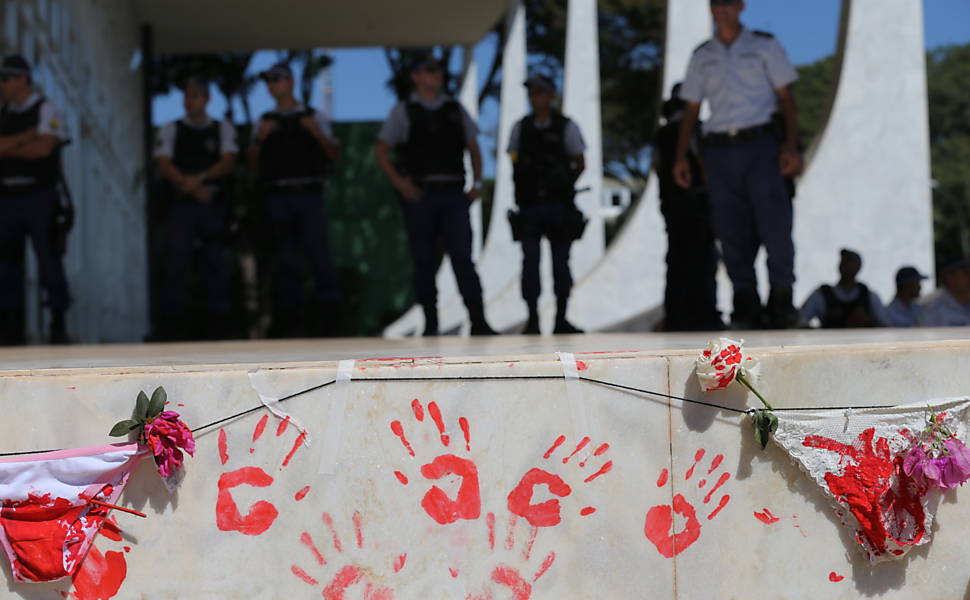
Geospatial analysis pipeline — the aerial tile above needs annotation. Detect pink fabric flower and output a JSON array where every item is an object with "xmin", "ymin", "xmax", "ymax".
[
  {"xmin": 143, "ymin": 411, "xmax": 195, "ymax": 478},
  {"xmin": 695, "ymin": 338, "xmax": 758, "ymax": 392},
  {"xmin": 903, "ymin": 436, "xmax": 970, "ymax": 490}
]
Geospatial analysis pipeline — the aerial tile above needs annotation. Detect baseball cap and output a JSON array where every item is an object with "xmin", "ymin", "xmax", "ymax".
[
  {"xmin": 840, "ymin": 248, "xmax": 862, "ymax": 264},
  {"xmin": 524, "ymin": 74, "xmax": 556, "ymax": 94},
  {"xmin": 895, "ymin": 266, "xmax": 928, "ymax": 285},
  {"xmin": 260, "ymin": 62, "xmax": 292, "ymax": 81},
  {"xmin": 409, "ymin": 53, "xmax": 442, "ymax": 73},
  {"xmin": 0, "ymin": 55, "xmax": 31, "ymax": 77}
]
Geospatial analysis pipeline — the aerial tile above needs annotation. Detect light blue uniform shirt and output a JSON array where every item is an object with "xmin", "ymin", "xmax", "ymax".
[
  {"xmin": 886, "ymin": 297, "xmax": 921, "ymax": 327},
  {"xmin": 680, "ymin": 27, "xmax": 798, "ymax": 135},
  {"xmin": 917, "ymin": 290, "xmax": 970, "ymax": 327}
]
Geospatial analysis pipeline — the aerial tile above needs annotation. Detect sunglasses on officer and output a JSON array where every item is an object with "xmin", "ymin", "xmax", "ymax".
[{"xmin": 710, "ymin": 0, "xmax": 741, "ymax": 5}]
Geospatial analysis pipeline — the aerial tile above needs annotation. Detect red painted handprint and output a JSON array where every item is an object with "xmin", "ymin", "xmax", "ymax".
[
  {"xmin": 507, "ymin": 435, "xmax": 613, "ymax": 527},
  {"xmin": 290, "ymin": 510, "xmax": 405, "ymax": 599},
  {"xmin": 390, "ymin": 399, "xmax": 480, "ymax": 525},
  {"xmin": 644, "ymin": 449, "xmax": 732, "ymax": 558},
  {"xmin": 68, "ymin": 518, "xmax": 130, "ymax": 600},
  {"xmin": 460, "ymin": 512, "xmax": 557, "ymax": 600},
  {"xmin": 215, "ymin": 414, "xmax": 309, "ymax": 536}
]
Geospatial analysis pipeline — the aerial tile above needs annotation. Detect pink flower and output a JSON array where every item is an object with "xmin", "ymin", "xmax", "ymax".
[
  {"xmin": 143, "ymin": 411, "xmax": 195, "ymax": 478},
  {"xmin": 941, "ymin": 438, "xmax": 970, "ymax": 489},
  {"xmin": 903, "ymin": 438, "xmax": 970, "ymax": 490},
  {"xmin": 695, "ymin": 338, "xmax": 759, "ymax": 392}
]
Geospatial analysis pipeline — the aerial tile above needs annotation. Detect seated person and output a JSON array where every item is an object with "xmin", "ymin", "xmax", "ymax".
[
  {"xmin": 886, "ymin": 266, "xmax": 927, "ymax": 327},
  {"xmin": 918, "ymin": 257, "xmax": 970, "ymax": 327},
  {"xmin": 800, "ymin": 248, "xmax": 888, "ymax": 328}
]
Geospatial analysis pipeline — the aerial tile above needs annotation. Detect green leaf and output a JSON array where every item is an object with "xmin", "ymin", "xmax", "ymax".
[
  {"xmin": 134, "ymin": 391, "xmax": 149, "ymax": 421},
  {"xmin": 751, "ymin": 410, "xmax": 778, "ymax": 451},
  {"xmin": 109, "ymin": 419, "xmax": 141, "ymax": 437},
  {"xmin": 148, "ymin": 386, "xmax": 167, "ymax": 418}
]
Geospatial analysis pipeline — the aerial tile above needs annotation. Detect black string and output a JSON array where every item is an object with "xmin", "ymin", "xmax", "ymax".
[{"xmin": 0, "ymin": 372, "xmax": 913, "ymax": 457}]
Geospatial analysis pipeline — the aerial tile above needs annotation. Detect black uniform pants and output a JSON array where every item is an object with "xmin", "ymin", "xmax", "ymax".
[
  {"xmin": 0, "ymin": 186, "xmax": 71, "ymax": 315},
  {"xmin": 400, "ymin": 187, "xmax": 483, "ymax": 311},
  {"xmin": 517, "ymin": 203, "xmax": 573, "ymax": 303}
]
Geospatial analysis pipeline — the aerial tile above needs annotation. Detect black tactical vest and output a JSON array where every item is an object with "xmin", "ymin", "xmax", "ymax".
[
  {"xmin": 173, "ymin": 120, "xmax": 221, "ymax": 175},
  {"xmin": 821, "ymin": 284, "xmax": 874, "ymax": 328},
  {"xmin": 258, "ymin": 108, "xmax": 329, "ymax": 183},
  {"xmin": 400, "ymin": 100, "xmax": 465, "ymax": 181},
  {"xmin": 0, "ymin": 97, "xmax": 60, "ymax": 188},
  {"xmin": 513, "ymin": 112, "xmax": 574, "ymax": 204}
]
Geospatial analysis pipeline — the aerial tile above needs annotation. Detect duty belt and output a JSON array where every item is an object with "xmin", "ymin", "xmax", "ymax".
[{"xmin": 703, "ymin": 123, "xmax": 774, "ymax": 146}]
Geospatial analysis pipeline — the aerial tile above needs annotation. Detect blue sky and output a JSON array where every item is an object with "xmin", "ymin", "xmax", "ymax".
[{"xmin": 153, "ymin": 0, "xmax": 969, "ymax": 174}]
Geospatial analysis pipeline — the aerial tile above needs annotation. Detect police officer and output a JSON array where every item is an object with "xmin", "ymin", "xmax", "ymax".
[
  {"xmin": 0, "ymin": 55, "xmax": 71, "ymax": 344},
  {"xmin": 886, "ymin": 266, "xmax": 927, "ymax": 327},
  {"xmin": 799, "ymin": 249, "xmax": 888, "ymax": 328},
  {"xmin": 653, "ymin": 83, "xmax": 722, "ymax": 331},
  {"xmin": 375, "ymin": 54, "xmax": 495, "ymax": 336},
  {"xmin": 918, "ymin": 257, "xmax": 970, "ymax": 327},
  {"xmin": 674, "ymin": 0, "xmax": 803, "ymax": 330},
  {"xmin": 507, "ymin": 75, "xmax": 584, "ymax": 335},
  {"xmin": 248, "ymin": 62, "xmax": 341, "ymax": 338},
  {"xmin": 154, "ymin": 77, "xmax": 238, "ymax": 340}
]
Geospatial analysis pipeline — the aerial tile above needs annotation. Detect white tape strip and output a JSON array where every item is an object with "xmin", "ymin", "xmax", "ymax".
[
  {"xmin": 556, "ymin": 352, "xmax": 589, "ymax": 435},
  {"xmin": 247, "ymin": 370, "xmax": 313, "ymax": 447},
  {"xmin": 319, "ymin": 360, "xmax": 355, "ymax": 475}
]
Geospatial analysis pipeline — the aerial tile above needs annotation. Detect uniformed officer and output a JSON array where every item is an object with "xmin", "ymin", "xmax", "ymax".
[
  {"xmin": 653, "ymin": 83, "xmax": 722, "ymax": 331},
  {"xmin": 886, "ymin": 266, "xmax": 927, "ymax": 327},
  {"xmin": 248, "ymin": 62, "xmax": 341, "ymax": 338},
  {"xmin": 674, "ymin": 0, "xmax": 803, "ymax": 330},
  {"xmin": 507, "ymin": 74, "xmax": 585, "ymax": 335},
  {"xmin": 154, "ymin": 76, "xmax": 238, "ymax": 340},
  {"xmin": 374, "ymin": 54, "xmax": 495, "ymax": 336},
  {"xmin": 918, "ymin": 257, "xmax": 970, "ymax": 327},
  {"xmin": 799, "ymin": 249, "xmax": 888, "ymax": 328},
  {"xmin": 0, "ymin": 55, "xmax": 71, "ymax": 344}
]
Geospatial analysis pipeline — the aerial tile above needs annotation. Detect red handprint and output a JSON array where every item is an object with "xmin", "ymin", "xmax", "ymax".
[
  {"xmin": 507, "ymin": 435, "xmax": 613, "ymax": 527},
  {"xmin": 215, "ymin": 414, "xmax": 309, "ymax": 536},
  {"xmin": 290, "ymin": 510, "xmax": 405, "ymax": 600},
  {"xmin": 390, "ymin": 399, "xmax": 480, "ymax": 525},
  {"xmin": 644, "ymin": 449, "xmax": 732, "ymax": 558},
  {"xmin": 68, "ymin": 518, "xmax": 130, "ymax": 600},
  {"xmin": 802, "ymin": 427, "xmax": 926, "ymax": 558},
  {"xmin": 460, "ymin": 512, "xmax": 557, "ymax": 600}
]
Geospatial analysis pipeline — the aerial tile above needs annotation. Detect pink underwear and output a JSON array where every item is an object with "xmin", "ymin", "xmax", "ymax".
[{"xmin": 0, "ymin": 443, "xmax": 142, "ymax": 583}]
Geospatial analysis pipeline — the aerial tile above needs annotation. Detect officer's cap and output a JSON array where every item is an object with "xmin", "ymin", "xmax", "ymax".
[
  {"xmin": 260, "ymin": 62, "xmax": 293, "ymax": 81},
  {"xmin": 0, "ymin": 55, "xmax": 31, "ymax": 77},
  {"xmin": 409, "ymin": 53, "xmax": 442, "ymax": 73},
  {"xmin": 179, "ymin": 76, "xmax": 211, "ymax": 93},
  {"xmin": 895, "ymin": 266, "xmax": 928, "ymax": 285},
  {"xmin": 840, "ymin": 248, "xmax": 862, "ymax": 265},
  {"xmin": 524, "ymin": 74, "xmax": 556, "ymax": 94}
]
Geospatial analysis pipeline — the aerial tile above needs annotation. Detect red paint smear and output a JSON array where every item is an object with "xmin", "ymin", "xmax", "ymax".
[
  {"xmin": 67, "ymin": 386, "xmax": 76, "ymax": 390},
  {"xmin": 505, "ymin": 514, "xmax": 518, "ymax": 550},
  {"xmin": 580, "ymin": 507, "xmax": 596, "ymax": 516},
  {"xmin": 353, "ymin": 510, "xmax": 364, "ymax": 549},
  {"xmin": 427, "ymin": 401, "xmax": 450, "ymax": 446},
  {"xmin": 250, "ymin": 414, "xmax": 269, "ymax": 452},
  {"xmin": 487, "ymin": 512, "xmax": 496, "ymax": 550},
  {"xmin": 459, "ymin": 417, "xmax": 471, "ymax": 451},
  {"xmin": 829, "ymin": 572, "xmax": 844, "ymax": 582},
  {"xmin": 393, "ymin": 471, "xmax": 409, "ymax": 485},
  {"xmin": 322, "ymin": 513, "xmax": 343, "ymax": 552},
  {"xmin": 449, "ymin": 567, "xmax": 459, "ymax": 578},
  {"xmin": 70, "ymin": 546, "xmax": 126, "ymax": 600},
  {"xmin": 419, "ymin": 454, "xmax": 481, "ymax": 524},
  {"xmin": 323, "ymin": 565, "xmax": 362, "ymax": 600},
  {"xmin": 217, "ymin": 429, "xmax": 229, "ymax": 465},
  {"xmin": 394, "ymin": 553, "xmax": 407, "ymax": 573},
  {"xmin": 276, "ymin": 416, "xmax": 290, "ymax": 437},
  {"xmin": 281, "ymin": 431, "xmax": 307, "ymax": 468},
  {"xmin": 584, "ymin": 460, "xmax": 613, "ymax": 483},
  {"xmin": 754, "ymin": 509, "xmax": 780, "ymax": 524},
  {"xmin": 291, "ymin": 565, "xmax": 319, "ymax": 586},
  {"xmin": 593, "ymin": 443, "xmax": 610, "ymax": 457},
  {"xmin": 707, "ymin": 495, "xmax": 730, "ymax": 520},
  {"xmin": 294, "ymin": 486, "xmax": 311, "ymax": 501},
  {"xmin": 492, "ymin": 565, "xmax": 531, "ymax": 599},
  {"xmin": 523, "ymin": 526, "xmax": 538, "ymax": 560},
  {"xmin": 532, "ymin": 551, "xmax": 556, "ymax": 583},
  {"xmin": 575, "ymin": 360, "xmax": 588, "ymax": 371},
  {"xmin": 122, "ymin": 547, "xmax": 130, "ymax": 553},
  {"xmin": 100, "ymin": 518, "xmax": 122, "ymax": 542},
  {"xmin": 411, "ymin": 399, "xmax": 424, "ymax": 421},
  {"xmin": 390, "ymin": 421, "xmax": 415, "ymax": 456},
  {"xmin": 563, "ymin": 436, "xmax": 591, "ymax": 464},
  {"xmin": 543, "ymin": 435, "xmax": 566, "ymax": 460},
  {"xmin": 703, "ymin": 472, "xmax": 731, "ymax": 504},
  {"xmin": 507, "ymin": 468, "xmax": 571, "ymax": 527},
  {"xmin": 803, "ymin": 428, "xmax": 927, "ymax": 557},
  {"xmin": 176, "ymin": 403, "xmax": 184, "ymax": 407},
  {"xmin": 685, "ymin": 448, "xmax": 706, "ymax": 480},
  {"xmin": 300, "ymin": 532, "xmax": 326, "ymax": 566},
  {"xmin": 215, "ymin": 467, "xmax": 279, "ymax": 536},
  {"xmin": 708, "ymin": 454, "xmax": 724, "ymax": 474},
  {"xmin": 644, "ymin": 493, "xmax": 701, "ymax": 558},
  {"xmin": 656, "ymin": 468, "xmax": 669, "ymax": 487},
  {"xmin": 698, "ymin": 479, "xmax": 707, "ymax": 488}
]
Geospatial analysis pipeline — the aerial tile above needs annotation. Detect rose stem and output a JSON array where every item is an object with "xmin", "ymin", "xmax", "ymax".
[{"xmin": 89, "ymin": 499, "xmax": 147, "ymax": 518}]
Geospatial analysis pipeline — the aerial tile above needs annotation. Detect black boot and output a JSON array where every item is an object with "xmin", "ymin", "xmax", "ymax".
[
  {"xmin": 522, "ymin": 301, "xmax": 540, "ymax": 335},
  {"xmin": 49, "ymin": 310, "xmax": 70, "ymax": 345},
  {"xmin": 0, "ymin": 310, "xmax": 25, "ymax": 346},
  {"xmin": 468, "ymin": 302, "xmax": 497, "ymax": 336},
  {"xmin": 422, "ymin": 304, "xmax": 439, "ymax": 337},
  {"xmin": 766, "ymin": 287, "xmax": 799, "ymax": 330},
  {"xmin": 730, "ymin": 289, "xmax": 764, "ymax": 330},
  {"xmin": 553, "ymin": 296, "xmax": 583, "ymax": 334}
]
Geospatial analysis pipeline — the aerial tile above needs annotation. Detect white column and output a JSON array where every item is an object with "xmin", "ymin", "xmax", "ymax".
[{"xmin": 458, "ymin": 45, "xmax": 483, "ymax": 260}]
